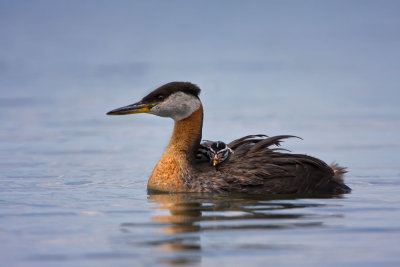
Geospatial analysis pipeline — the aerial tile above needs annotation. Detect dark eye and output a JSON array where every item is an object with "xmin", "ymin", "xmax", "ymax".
[{"xmin": 157, "ymin": 95, "xmax": 164, "ymax": 100}]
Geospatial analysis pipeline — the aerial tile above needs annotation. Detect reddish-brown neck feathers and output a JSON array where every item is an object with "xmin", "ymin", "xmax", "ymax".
[{"xmin": 147, "ymin": 105, "xmax": 203, "ymax": 192}]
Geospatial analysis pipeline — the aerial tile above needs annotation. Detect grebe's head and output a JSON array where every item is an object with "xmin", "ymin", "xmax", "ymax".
[
  {"xmin": 209, "ymin": 141, "xmax": 233, "ymax": 166},
  {"xmin": 107, "ymin": 82, "xmax": 201, "ymax": 121},
  {"xmin": 199, "ymin": 140, "xmax": 233, "ymax": 166}
]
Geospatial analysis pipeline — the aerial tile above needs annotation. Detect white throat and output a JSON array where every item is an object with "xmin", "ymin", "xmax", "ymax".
[{"xmin": 149, "ymin": 92, "xmax": 201, "ymax": 121}]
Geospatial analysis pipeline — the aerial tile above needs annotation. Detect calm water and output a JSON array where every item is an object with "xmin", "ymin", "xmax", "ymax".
[
  {"xmin": 1, "ymin": 1, "xmax": 400, "ymax": 266},
  {"xmin": 1, "ymin": 92, "xmax": 400, "ymax": 267}
]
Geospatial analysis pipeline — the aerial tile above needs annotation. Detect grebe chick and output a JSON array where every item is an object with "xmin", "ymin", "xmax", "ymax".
[
  {"xmin": 198, "ymin": 140, "xmax": 233, "ymax": 166},
  {"xmin": 107, "ymin": 82, "xmax": 351, "ymax": 194}
]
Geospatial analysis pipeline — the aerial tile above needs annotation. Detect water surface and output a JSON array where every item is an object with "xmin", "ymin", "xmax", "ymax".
[
  {"xmin": 1, "ymin": 94, "xmax": 400, "ymax": 267},
  {"xmin": 1, "ymin": 1, "xmax": 400, "ymax": 266}
]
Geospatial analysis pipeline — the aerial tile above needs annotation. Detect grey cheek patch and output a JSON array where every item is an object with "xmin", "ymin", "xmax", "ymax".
[{"xmin": 150, "ymin": 92, "xmax": 200, "ymax": 121}]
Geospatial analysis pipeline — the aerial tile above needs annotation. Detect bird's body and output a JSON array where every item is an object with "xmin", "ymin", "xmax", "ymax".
[{"xmin": 107, "ymin": 82, "xmax": 351, "ymax": 194}]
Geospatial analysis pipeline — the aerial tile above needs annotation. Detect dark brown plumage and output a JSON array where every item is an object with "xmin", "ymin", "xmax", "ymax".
[
  {"xmin": 107, "ymin": 82, "xmax": 351, "ymax": 195},
  {"xmin": 192, "ymin": 135, "xmax": 350, "ymax": 194}
]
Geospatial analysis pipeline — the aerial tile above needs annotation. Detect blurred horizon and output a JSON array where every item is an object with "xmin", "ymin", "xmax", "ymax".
[{"xmin": 1, "ymin": 1, "xmax": 399, "ymax": 106}]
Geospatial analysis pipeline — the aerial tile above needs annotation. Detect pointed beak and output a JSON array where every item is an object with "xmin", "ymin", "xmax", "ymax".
[
  {"xmin": 106, "ymin": 101, "xmax": 156, "ymax": 115},
  {"xmin": 212, "ymin": 154, "xmax": 222, "ymax": 166}
]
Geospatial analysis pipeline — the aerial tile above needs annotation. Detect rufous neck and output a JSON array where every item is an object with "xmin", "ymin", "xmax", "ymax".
[{"xmin": 165, "ymin": 104, "xmax": 203, "ymax": 160}]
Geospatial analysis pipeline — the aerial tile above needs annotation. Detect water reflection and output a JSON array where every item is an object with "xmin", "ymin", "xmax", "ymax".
[
  {"xmin": 120, "ymin": 193, "xmax": 343, "ymax": 265},
  {"xmin": 148, "ymin": 193, "xmax": 331, "ymax": 232}
]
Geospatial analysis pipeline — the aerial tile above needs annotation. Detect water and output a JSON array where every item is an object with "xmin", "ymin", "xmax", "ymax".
[
  {"xmin": 1, "ymin": 1, "xmax": 400, "ymax": 266},
  {"xmin": 1, "ymin": 91, "xmax": 400, "ymax": 267}
]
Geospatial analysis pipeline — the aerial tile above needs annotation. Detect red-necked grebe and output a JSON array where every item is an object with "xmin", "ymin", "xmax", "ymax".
[{"xmin": 107, "ymin": 82, "xmax": 350, "ymax": 194}]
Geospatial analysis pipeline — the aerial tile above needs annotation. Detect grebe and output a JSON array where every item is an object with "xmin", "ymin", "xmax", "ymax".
[
  {"xmin": 107, "ymin": 82, "xmax": 351, "ymax": 194},
  {"xmin": 197, "ymin": 141, "xmax": 233, "ymax": 166}
]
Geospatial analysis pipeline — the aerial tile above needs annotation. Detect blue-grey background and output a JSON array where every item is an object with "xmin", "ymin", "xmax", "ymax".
[{"xmin": 1, "ymin": 1, "xmax": 399, "ymax": 266}]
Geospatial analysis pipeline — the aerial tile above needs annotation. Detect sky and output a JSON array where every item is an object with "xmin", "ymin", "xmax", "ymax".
[{"xmin": 0, "ymin": 0, "xmax": 399, "ymax": 113}]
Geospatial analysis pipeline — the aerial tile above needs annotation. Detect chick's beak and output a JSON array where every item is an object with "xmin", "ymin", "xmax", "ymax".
[
  {"xmin": 106, "ymin": 101, "xmax": 155, "ymax": 115},
  {"xmin": 212, "ymin": 154, "xmax": 222, "ymax": 166}
]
